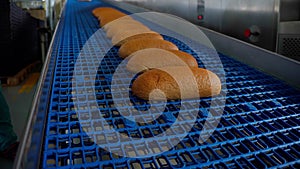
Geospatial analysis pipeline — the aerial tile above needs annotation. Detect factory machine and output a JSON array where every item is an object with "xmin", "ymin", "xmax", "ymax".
[
  {"xmin": 14, "ymin": 0, "xmax": 300, "ymax": 168},
  {"xmin": 110, "ymin": 0, "xmax": 300, "ymax": 61}
]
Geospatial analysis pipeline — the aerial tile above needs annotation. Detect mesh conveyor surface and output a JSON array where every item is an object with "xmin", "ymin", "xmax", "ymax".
[{"xmin": 39, "ymin": 0, "xmax": 300, "ymax": 168}]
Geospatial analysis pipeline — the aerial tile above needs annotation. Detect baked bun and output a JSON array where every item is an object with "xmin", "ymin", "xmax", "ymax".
[
  {"xmin": 102, "ymin": 16, "xmax": 136, "ymax": 31},
  {"xmin": 92, "ymin": 7, "xmax": 120, "ymax": 18},
  {"xmin": 126, "ymin": 48, "xmax": 198, "ymax": 73},
  {"xmin": 111, "ymin": 30, "xmax": 163, "ymax": 46},
  {"xmin": 167, "ymin": 50, "xmax": 198, "ymax": 67},
  {"xmin": 131, "ymin": 66, "xmax": 221, "ymax": 100},
  {"xmin": 92, "ymin": 7, "xmax": 128, "ymax": 27},
  {"xmin": 99, "ymin": 13, "xmax": 128, "ymax": 27},
  {"xmin": 118, "ymin": 38, "xmax": 178, "ymax": 58},
  {"xmin": 106, "ymin": 23, "xmax": 150, "ymax": 38}
]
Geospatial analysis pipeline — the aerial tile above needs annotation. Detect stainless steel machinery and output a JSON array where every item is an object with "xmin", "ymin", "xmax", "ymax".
[{"xmin": 109, "ymin": 0, "xmax": 300, "ymax": 61}]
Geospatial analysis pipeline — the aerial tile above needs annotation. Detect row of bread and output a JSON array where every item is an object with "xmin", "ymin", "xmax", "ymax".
[{"xmin": 92, "ymin": 7, "xmax": 221, "ymax": 100}]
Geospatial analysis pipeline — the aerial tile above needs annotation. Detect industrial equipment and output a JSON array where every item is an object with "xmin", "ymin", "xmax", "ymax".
[{"xmin": 112, "ymin": 0, "xmax": 300, "ymax": 61}]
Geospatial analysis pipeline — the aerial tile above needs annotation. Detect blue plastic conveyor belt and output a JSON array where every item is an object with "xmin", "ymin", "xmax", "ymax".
[{"xmin": 33, "ymin": 0, "xmax": 300, "ymax": 168}]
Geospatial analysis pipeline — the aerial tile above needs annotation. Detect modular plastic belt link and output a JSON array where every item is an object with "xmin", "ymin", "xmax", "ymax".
[{"xmin": 37, "ymin": 0, "xmax": 300, "ymax": 168}]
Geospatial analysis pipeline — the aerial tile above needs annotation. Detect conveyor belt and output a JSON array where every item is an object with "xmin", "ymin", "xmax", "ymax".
[{"xmin": 18, "ymin": 0, "xmax": 300, "ymax": 168}]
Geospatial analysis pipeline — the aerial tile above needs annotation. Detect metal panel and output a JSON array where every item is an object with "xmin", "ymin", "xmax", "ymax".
[
  {"xmin": 214, "ymin": 0, "xmax": 279, "ymax": 51},
  {"xmin": 280, "ymin": 0, "xmax": 300, "ymax": 21},
  {"xmin": 115, "ymin": 0, "xmax": 280, "ymax": 52},
  {"xmin": 277, "ymin": 21, "xmax": 300, "ymax": 61},
  {"xmin": 278, "ymin": 34, "xmax": 300, "ymax": 61}
]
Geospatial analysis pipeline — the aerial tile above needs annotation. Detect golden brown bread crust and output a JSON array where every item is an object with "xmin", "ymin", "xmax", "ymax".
[
  {"xmin": 99, "ymin": 13, "xmax": 128, "ymax": 27},
  {"xmin": 106, "ymin": 24, "xmax": 150, "ymax": 38},
  {"xmin": 92, "ymin": 7, "xmax": 128, "ymax": 27},
  {"xmin": 92, "ymin": 7, "xmax": 119, "ymax": 18},
  {"xmin": 102, "ymin": 16, "xmax": 136, "ymax": 31},
  {"xmin": 131, "ymin": 67, "xmax": 221, "ymax": 100},
  {"xmin": 92, "ymin": 7, "xmax": 126, "ymax": 19},
  {"xmin": 118, "ymin": 38, "xmax": 178, "ymax": 58},
  {"xmin": 112, "ymin": 31, "xmax": 164, "ymax": 46},
  {"xmin": 167, "ymin": 50, "xmax": 198, "ymax": 67},
  {"xmin": 126, "ymin": 48, "xmax": 198, "ymax": 73}
]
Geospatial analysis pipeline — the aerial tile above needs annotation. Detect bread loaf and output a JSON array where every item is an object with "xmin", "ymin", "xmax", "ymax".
[
  {"xmin": 126, "ymin": 48, "xmax": 198, "ymax": 73},
  {"xmin": 102, "ymin": 16, "xmax": 136, "ymax": 31},
  {"xmin": 111, "ymin": 31, "xmax": 164, "ymax": 46},
  {"xmin": 92, "ymin": 7, "xmax": 128, "ymax": 27},
  {"xmin": 118, "ymin": 39, "xmax": 178, "ymax": 58},
  {"xmin": 92, "ymin": 7, "xmax": 120, "ymax": 18},
  {"xmin": 92, "ymin": 7, "xmax": 126, "ymax": 20},
  {"xmin": 106, "ymin": 24, "xmax": 150, "ymax": 38},
  {"xmin": 131, "ymin": 66, "xmax": 221, "ymax": 100},
  {"xmin": 167, "ymin": 50, "xmax": 198, "ymax": 67},
  {"xmin": 99, "ymin": 13, "xmax": 128, "ymax": 27}
]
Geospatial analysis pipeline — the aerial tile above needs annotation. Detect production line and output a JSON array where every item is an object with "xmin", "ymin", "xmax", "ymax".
[{"xmin": 13, "ymin": 0, "xmax": 300, "ymax": 168}]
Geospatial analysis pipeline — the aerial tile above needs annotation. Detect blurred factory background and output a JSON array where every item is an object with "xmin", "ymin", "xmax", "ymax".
[
  {"xmin": 0, "ymin": 1, "xmax": 64, "ymax": 168},
  {"xmin": 0, "ymin": 0, "xmax": 65, "ymax": 85}
]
